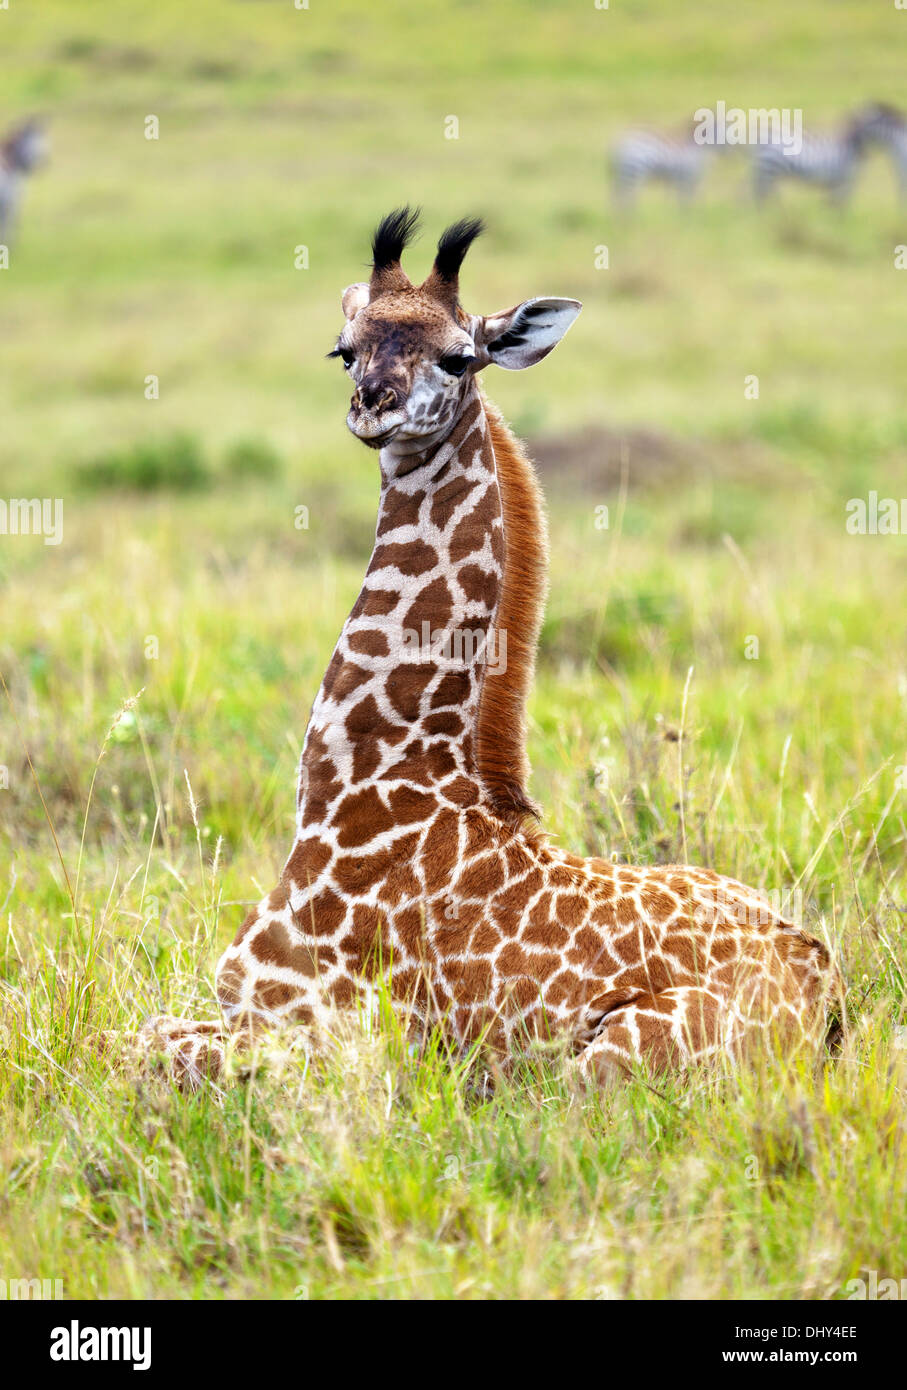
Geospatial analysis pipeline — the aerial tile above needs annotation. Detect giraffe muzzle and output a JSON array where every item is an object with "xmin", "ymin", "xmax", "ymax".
[{"xmin": 347, "ymin": 386, "xmax": 408, "ymax": 448}]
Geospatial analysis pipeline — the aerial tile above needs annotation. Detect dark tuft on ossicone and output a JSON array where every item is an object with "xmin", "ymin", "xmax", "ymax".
[
  {"xmin": 434, "ymin": 216, "xmax": 485, "ymax": 282},
  {"xmin": 371, "ymin": 206, "xmax": 422, "ymax": 271}
]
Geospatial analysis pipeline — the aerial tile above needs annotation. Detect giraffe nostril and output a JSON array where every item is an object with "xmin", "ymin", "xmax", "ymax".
[{"xmin": 356, "ymin": 380, "xmax": 399, "ymax": 413}]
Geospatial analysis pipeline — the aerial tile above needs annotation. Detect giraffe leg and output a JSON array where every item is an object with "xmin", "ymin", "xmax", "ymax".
[
  {"xmin": 135, "ymin": 1014, "xmax": 232, "ymax": 1092},
  {"xmin": 129, "ymin": 897, "xmax": 290, "ymax": 1092},
  {"xmin": 126, "ymin": 893, "xmax": 329, "ymax": 1093},
  {"xmin": 574, "ymin": 986, "xmax": 739, "ymax": 1088}
]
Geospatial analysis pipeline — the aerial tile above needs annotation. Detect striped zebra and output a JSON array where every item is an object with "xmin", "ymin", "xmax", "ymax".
[
  {"xmin": 610, "ymin": 128, "xmax": 718, "ymax": 206},
  {"xmin": 0, "ymin": 119, "xmax": 48, "ymax": 245},
  {"xmin": 751, "ymin": 112, "xmax": 875, "ymax": 204}
]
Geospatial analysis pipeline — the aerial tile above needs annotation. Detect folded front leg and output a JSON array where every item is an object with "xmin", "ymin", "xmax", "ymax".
[{"xmin": 136, "ymin": 1014, "xmax": 230, "ymax": 1092}]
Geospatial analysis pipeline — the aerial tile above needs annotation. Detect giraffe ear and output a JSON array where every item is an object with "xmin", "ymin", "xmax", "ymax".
[
  {"xmin": 477, "ymin": 297, "xmax": 582, "ymax": 370},
  {"xmin": 342, "ymin": 282, "xmax": 371, "ymax": 321}
]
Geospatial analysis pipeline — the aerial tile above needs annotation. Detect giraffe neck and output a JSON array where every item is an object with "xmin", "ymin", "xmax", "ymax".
[{"xmin": 295, "ymin": 382, "xmax": 506, "ymax": 839}]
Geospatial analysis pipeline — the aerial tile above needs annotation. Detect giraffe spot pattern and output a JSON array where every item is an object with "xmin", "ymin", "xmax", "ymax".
[{"xmin": 205, "ymin": 379, "xmax": 840, "ymax": 1074}]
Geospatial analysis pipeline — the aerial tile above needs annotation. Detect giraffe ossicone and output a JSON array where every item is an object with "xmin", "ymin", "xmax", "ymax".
[{"xmin": 138, "ymin": 207, "xmax": 842, "ymax": 1090}]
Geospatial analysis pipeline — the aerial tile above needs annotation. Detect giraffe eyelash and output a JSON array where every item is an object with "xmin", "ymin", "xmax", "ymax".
[{"xmin": 328, "ymin": 346, "xmax": 355, "ymax": 367}]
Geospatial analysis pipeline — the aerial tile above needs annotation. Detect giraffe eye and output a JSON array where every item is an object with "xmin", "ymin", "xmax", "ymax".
[
  {"xmin": 338, "ymin": 347, "xmax": 355, "ymax": 368},
  {"xmin": 439, "ymin": 354, "xmax": 476, "ymax": 378}
]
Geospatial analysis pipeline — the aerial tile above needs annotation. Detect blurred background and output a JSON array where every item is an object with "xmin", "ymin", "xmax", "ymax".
[{"xmin": 1, "ymin": 0, "xmax": 905, "ymax": 945}]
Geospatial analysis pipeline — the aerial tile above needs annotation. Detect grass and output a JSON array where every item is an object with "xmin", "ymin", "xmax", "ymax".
[{"xmin": 0, "ymin": 0, "xmax": 906, "ymax": 1299}]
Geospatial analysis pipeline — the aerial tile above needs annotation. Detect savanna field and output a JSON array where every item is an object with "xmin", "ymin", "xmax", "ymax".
[{"xmin": 0, "ymin": 0, "xmax": 906, "ymax": 1300}]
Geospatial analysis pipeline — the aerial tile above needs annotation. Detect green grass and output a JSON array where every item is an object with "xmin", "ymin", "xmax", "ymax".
[{"xmin": 1, "ymin": 0, "xmax": 906, "ymax": 1299}]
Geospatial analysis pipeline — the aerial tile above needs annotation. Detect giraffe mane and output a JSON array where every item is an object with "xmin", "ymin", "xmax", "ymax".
[{"xmin": 475, "ymin": 391, "xmax": 549, "ymax": 837}]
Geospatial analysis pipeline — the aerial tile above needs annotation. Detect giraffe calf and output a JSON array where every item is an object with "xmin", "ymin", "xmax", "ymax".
[{"xmin": 135, "ymin": 209, "xmax": 842, "ymax": 1092}]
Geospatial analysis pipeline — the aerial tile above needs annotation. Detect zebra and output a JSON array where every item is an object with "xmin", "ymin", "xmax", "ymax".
[
  {"xmin": 0, "ymin": 119, "xmax": 48, "ymax": 245},
  {"xmin": 750, "ymin": 111, "xmax": 876, "ymax": 204},
  {"xmin": 610, "ymin": 127, "xmax": 720, "ymax": 206},
  {"xmin": 851, "ymin": 101, "xmax": 907, "ymax": 198}
]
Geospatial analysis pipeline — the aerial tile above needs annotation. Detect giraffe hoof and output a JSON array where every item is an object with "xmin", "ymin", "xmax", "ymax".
[{"xmin": 137, "ymin": 1015, "xmax": 226, "ymax": 1092}]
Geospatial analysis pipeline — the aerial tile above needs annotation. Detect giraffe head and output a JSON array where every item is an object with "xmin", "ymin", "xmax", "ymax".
[{"xmin": 331, "ymin": 207, "xmax": 581, "ymax": 459}]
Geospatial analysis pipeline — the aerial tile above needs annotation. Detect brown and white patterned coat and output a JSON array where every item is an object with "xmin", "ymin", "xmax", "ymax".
[{"xmin": 141, "ymin": 210, "xmax": 841, "ymax": 1088}]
